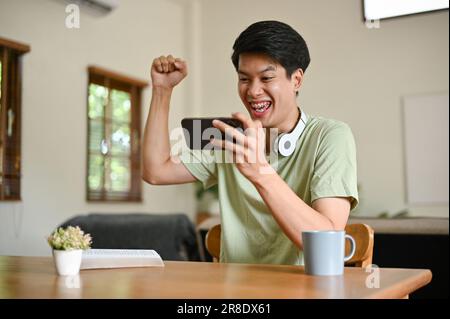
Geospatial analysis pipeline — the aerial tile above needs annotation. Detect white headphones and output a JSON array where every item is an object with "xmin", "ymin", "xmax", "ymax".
[{"xmin": 274, "ymin": 108, "xmax": 308, "ymax": 157}]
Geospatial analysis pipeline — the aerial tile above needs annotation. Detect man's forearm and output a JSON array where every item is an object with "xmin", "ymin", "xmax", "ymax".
[
  {"xmin": 142, "ymin": 87, "xmax": 173, "ymax": 180},
  {"xmin": 252, "ymin": 170, "xmax": 335, "ymax": 249}
]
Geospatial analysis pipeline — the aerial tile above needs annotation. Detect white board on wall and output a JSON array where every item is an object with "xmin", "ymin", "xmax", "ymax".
[{"xmin": 403, "ymin": 93, "xmax": 449, "ymax": 205}]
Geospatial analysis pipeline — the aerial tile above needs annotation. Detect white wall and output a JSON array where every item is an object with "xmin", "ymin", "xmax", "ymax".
[
  {"xmin": 199, "ymin": 0, "xmax": 449, "ymax": 218},
  {"xmin": 0, "ymin": 0, "xmax": 448, "ymax": 256},
  {"xmin": 0, "ymin": 0, "xmax": 198, "ymax": 256}
]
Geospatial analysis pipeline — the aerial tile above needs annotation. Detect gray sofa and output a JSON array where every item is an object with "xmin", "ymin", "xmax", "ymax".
[{"xmin": 60, "ymin": 213, "xmax": 201, "ymax": 261}]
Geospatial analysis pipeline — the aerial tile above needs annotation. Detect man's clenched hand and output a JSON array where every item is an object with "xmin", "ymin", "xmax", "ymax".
[{"xmin": 151, "ymin": 55, "xmax": 188, "ymax": 89}]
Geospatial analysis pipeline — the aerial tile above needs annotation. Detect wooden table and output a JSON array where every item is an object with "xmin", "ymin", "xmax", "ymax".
[{"xmin": 0, "ymin": 256, "xmax": 431, "ymax": 299}]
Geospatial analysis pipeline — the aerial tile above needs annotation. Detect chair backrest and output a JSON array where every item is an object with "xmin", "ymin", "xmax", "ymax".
[
  {"xmin": 344, "ymin": 223, "xmax": 375, "ymax": 267},
  {"xmin": 205, "ymin": 223, "xmax": 374, "ymax": 267},
  {"xmin": 205, "ymin": 224, "xmax": 221, "ymax": 262}
]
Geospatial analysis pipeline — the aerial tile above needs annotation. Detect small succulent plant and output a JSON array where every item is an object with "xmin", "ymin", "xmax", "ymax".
[{"xmin": 47, "ymin": 226, "xmax": 92, "ymax": 250}]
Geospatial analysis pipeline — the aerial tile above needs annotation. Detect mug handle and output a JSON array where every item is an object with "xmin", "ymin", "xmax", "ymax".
[{"xmin": 344, "ymin": 234, "xmax": 356, "ymax": 262}]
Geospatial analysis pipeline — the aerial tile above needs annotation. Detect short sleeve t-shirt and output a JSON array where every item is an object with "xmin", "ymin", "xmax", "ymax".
[{"xmin": 179, "ymin": 115, "xmax": 358, "ymax": 265}]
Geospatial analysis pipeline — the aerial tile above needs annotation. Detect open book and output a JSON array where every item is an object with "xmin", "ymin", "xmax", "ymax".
[{"xmin": 81, "ymin": 249, "xmax": 165, "ymax": 269}]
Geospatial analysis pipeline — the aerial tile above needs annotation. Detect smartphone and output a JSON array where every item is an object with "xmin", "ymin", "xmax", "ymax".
[{"xmin": 181, "ymin": 117, "xmax": 244, "ymax": 150}]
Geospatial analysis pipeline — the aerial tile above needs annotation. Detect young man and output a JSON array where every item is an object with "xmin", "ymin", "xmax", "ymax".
[{"xmin": 143, "ymin": 21, "xmax": 358, "ymax": 265}]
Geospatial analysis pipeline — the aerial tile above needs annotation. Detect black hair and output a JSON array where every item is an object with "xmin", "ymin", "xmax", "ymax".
[{"xmin": 231, "ymin": 20, "xmax": 310, "ymax": 78}]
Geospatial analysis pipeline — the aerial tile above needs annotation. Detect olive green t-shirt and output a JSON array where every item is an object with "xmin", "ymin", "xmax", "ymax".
[{"xmin": 179, "ymin": 115, "xmax": 358, "ymax": 265}]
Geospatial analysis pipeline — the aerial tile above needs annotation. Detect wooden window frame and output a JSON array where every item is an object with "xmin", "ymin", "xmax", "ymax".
[
  {"xmin": 86, "ymin": 66, "xmax": 147, "ymax": 202},
  {"xmin": 0, "ymin": 37, "xmax": 30, "ymax": 201}
]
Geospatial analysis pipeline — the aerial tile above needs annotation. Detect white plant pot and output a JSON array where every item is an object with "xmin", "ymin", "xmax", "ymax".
[{"xmin": 52, "ymin": 249, "xmax": 82, "ymax": 276}]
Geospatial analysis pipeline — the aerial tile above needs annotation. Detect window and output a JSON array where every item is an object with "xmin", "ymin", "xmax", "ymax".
[
  {"xmin": 0, "ymin": 37, "xmax": 30, "ymax": 201},
  {"xmin": 87, "ymin": 66, "xmax": 147, "ymax": 202}
]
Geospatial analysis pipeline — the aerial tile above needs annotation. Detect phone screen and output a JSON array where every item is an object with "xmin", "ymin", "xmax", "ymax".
[{"xmin": 181, "ymin": 117, "xmax": 244, "ymax": 150}]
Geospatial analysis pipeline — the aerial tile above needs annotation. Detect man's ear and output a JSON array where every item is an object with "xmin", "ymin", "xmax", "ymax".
[{"xmin": 292, "ymin": 68, "xmax": 304, "ymax": 92}]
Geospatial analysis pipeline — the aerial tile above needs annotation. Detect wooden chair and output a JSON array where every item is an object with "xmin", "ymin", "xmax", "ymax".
[
  {"xmin": 205, "ymin": 223, "xmax": 374, "ymax": 267},
  {"xmin": 205, "ymin": 223, "xmax": 222, "ymax": 262},
  {"xmin": 343, "ymin": 223, "xmax": 375, "ymax": 267}
]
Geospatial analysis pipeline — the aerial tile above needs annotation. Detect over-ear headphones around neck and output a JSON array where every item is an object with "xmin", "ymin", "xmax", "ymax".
[{"xmin": 274, "ymin": 108, "xmax": 308, "ymax": 157}]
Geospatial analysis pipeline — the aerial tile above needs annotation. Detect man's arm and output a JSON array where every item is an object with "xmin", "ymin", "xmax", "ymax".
[
  {"xmin": 142, "ymin": 55, "xmax": 197, "ymax": 185},
  {"xmin": 253, "ymin": 171, "xmax": 351, "ymax": 249}
]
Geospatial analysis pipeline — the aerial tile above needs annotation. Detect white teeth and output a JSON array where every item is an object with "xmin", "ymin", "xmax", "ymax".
[
  {"xmin": 251, "ymin": 101, "xmax": 271, "ymax": 110},
  {"xmin": 251, "ymin": 101, "xmax": 271, "ymax": 113}
]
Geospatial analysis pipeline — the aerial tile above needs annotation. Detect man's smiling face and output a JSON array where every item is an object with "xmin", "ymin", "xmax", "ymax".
[{"xmin": 237, "ymin": 52, "xmax": 301, "ymax": 133}]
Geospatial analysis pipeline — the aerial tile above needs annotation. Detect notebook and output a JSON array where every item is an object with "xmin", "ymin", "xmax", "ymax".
[{"xmin": 81, "ymin": 249, "xmax": 165, "ymax": 269}]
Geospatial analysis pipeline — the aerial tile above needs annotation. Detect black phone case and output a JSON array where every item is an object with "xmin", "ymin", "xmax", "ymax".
[{"xmin": 181, "ymin": 117, "xmax": 244, "ymax": 150}]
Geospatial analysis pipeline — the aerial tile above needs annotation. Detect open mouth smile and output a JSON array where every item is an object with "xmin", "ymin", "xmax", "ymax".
[{"xmin": 249, "ymin": 101, "xmax": 272, "ymax": 117}]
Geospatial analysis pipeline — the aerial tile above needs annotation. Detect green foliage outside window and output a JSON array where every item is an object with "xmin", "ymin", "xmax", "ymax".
[{"xmin": 88, "ymin": 83, "xmax": 132, "ymax": 194}]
